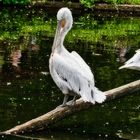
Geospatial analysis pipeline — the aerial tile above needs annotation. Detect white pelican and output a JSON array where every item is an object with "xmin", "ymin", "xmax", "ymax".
[
  {"xmin": 49, "ymin": 7, "xmax": 106, "ymax": 106},
  {"xmin": 119, "ymin": 49, "xmax": 140, "ymax": 71}
]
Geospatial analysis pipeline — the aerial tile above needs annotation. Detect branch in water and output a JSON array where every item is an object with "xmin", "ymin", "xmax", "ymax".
[{"xmin": 1, "ymin": 80, "xmax": 140, "ymax": 135}]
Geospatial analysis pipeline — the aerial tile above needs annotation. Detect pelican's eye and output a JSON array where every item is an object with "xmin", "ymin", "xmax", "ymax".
[{"xmin": 60, "ymin": 19, "xmax": 66, "ymax": 28}]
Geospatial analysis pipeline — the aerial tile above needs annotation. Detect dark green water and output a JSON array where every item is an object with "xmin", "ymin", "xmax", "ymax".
[{"xmin": 0, "ymin": 7, "xmax": 140, "ymax": 140}]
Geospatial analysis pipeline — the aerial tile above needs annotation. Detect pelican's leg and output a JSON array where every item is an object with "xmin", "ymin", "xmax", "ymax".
[
  {"xmin": 62, "ymin": 94, "xmax": 69, "ymax": 106},
  {"xmin": 56, "ymin": 94, "xmax": 69, "ymax": 108},
  {"xmin": 66, "ymin": 95, "xmax": 77, "ymax": 106}
]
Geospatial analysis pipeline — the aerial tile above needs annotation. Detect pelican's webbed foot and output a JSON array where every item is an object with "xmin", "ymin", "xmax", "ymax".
[
  {"xmin": 66, "ymin": 95, "xmax": 77, "ymax": 106},
  {"xmin": 57, "ymin": 95, "xmax": 77, "ymax": 108}
]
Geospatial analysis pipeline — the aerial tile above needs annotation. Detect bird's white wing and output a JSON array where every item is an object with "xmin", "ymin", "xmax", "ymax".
[
  {"xmin": 125, "ymin": 50, "xmax": 140, "ymax": 65},
  {"xmin": 136, "ymin": 49, "xmax": 140, "ymax": 53},
  {"xmin": 119, "ymin": 50, "xmax": 140, "ymax": 70},
  {"xmin": 53, "ymin": 53, "xmax": 106, "ymax": 103},
  {"xmin": 71, "ymin": 51, "xmax": 94, "ymax": 80},
  {"xmin": 51, "ymin": 53, "xmax": 106, "ymax": 104},
  {"xmin": 53, "ymin": 53, "xmax": 88, "ymax": 94}
]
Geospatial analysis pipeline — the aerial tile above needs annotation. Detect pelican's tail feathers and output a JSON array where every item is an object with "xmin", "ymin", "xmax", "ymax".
[
  {"xmin": 81, "ymin": 87, "xmax": 106, "ymax": 104},
  {"xmin": 93, "ymin": 87, "xmax": 106, "ymax": 103}
]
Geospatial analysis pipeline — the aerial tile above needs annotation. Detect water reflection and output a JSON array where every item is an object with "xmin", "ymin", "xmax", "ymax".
[
  {"xmin": 0, "ymin": 7, "xmax": 140, "ymax": 140},
  {"xmin": 116, "ymin": 47, "xmax": 129, "ymax": 63},
  {"xmin": 10, "ymin": 49, "xmax": 21, "ymax": 67}
]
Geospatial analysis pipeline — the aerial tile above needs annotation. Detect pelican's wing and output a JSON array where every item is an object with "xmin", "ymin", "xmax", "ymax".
[
  {"xmin": 119, "ymin": 50, "xmax": 140, "ymax": 70},
  {"xmin": 53, "ymin": 53, "xmax": 86, "ymax": 94},
  {"xmin": 52, "ymin": 53, "xmax": 106, "ymax": 104},
  {"xmin": 125, "ymin": 51, "xmax": 140, "ymax": 65},
  {"xmin": 71, "ymin": 51, "xmax": 94, "ymax": 80},
  {"xmin": 136, "ymin": 49, "xmax": 140, "ymax": 53}
]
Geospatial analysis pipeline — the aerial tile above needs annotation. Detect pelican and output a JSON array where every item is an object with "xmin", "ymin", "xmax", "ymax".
[
  {"xmin": 49, "ymin": 7, "xmax": 106, "ymax": 106},
  {"xmin": 119, "ymin": 49, "xmax": 140, "ymax": 71}
]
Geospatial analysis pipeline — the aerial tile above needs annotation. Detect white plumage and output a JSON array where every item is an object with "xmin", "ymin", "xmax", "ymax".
[
  {"xmin": 119, "ymin": 49, "xmax": 140, "ymax": 71},
  {"xmin": 49, "ymin": 7, "xmax": 106, "ymax": 106}
]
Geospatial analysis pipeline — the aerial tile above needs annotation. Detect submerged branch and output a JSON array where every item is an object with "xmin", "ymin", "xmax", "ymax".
[{"xmin": 1, "ymin": 80, "xmax": 140, "ymax": 135}]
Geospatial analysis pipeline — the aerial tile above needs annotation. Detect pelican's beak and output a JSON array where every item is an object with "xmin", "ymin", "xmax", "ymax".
[
  {"xmin": 52, "ymin": 19, "xmax": 66, "ymax": 50},
  {"xmin": 58, "ymin": 19, "xmax": 66, "ymax": 33},
  {"xmin": 60, "ymin": 19, "xmax": 66, "ymax": 28}
]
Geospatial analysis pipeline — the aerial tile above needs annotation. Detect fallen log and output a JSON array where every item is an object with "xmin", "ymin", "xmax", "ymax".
[
  {"xmin": 30, "ymin": 2, "xmax": 140, "ymax": 16},
  {"xmin": 94, "ymin": 4, "xmax": 140, "ymax": 13},
  {"xmin": 2, "ymin": 80, "xmax": 140, "ymax": 135}
]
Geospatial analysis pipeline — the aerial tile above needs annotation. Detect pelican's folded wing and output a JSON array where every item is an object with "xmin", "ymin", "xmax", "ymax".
[
  {"xmin": 53, "ymin": 53, "xmax": 84, "ymax": 94},
  {"xmin": 52, "ymin": 53, "xmax": 105, "ymax": 104},
  {"xmin": 71, "ymin": 51, "xmax": 94, "ymax": 80}
]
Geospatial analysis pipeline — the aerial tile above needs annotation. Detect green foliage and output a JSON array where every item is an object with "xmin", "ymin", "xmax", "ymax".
[
  {"xmin": 1, "ymin": 0, "xmax": 30, "ymax": 4},
  {"xmin": 80, "ymin": 0, "xmax": 95, "ymax": 7},
  {"xmin": 105, "ymin": 0, "xmax": 140, "ymax": 4},
  {"xmin": 80, "ymin": 0, "xmax": 140, "ymax": 7},
  {"xmin": 1, "ymin": 8, "xmax": 140, "ymax": 52}
]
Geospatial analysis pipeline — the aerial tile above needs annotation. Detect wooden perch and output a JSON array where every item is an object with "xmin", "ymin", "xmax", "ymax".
[{"xmin": 2, "ymin": 80, "xmax": 140, "ymax": 135}]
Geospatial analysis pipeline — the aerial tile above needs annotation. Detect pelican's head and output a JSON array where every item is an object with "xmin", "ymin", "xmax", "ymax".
[
  {"xmin": 52, "ymin": 8, "xmax": 73, "ymax": 51},
  {"xmin": 57, "ymin": 7, "xmax": 73, "ymax": 33}
]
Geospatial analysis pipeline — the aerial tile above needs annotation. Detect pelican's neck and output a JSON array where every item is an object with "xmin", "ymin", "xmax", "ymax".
[
  {"xmin": 60, "ymin": 28, "xmax": 69, "ymax": 47},
  {"xmin": 52, "ymin": 26, "xmax": 69, "ymax": 53}
]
